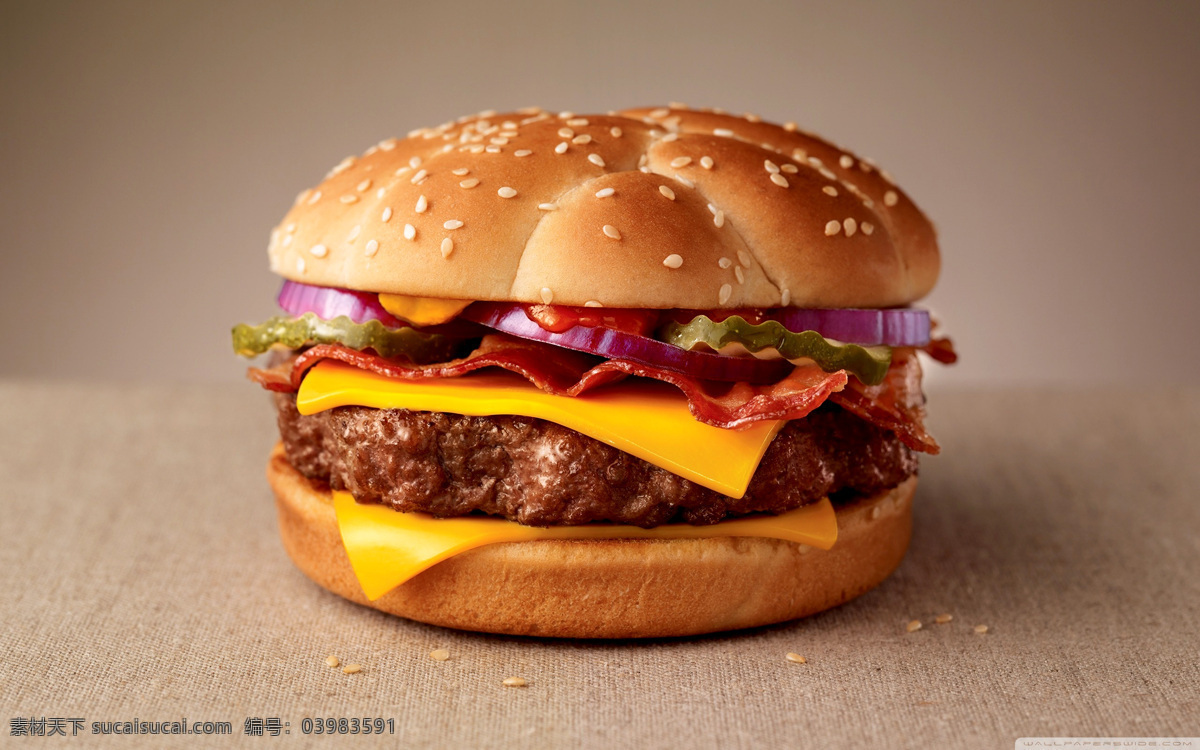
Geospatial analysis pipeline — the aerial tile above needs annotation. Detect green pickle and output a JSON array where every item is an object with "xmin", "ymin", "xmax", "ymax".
[
  {"xmin": 231, "ymin": 313, "xmax": 459, "ymax": 363},
  {"xmin": 660, "ymin": 315, "xmax": 892, "ymax": 385}
]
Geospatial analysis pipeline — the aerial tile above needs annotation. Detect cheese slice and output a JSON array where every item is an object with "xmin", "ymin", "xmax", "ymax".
[
  {"xmin": 297, "ymin": 360, "xmax": 785, "ymax": 498},
  {"xmin": 335, "ymin": 490, "xmax": 838, "ymax": 600}
]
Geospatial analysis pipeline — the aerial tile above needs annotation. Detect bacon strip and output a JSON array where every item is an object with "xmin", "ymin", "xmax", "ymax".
[
  {"xmin": 830, "ymin": 348, "xmax": 939, "ymax": 454},
  {"xmin": 248, "ymin": 334, "xmax": 945, "ymax": 452}
]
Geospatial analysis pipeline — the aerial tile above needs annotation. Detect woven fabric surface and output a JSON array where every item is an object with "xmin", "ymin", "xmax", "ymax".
[{"xmin": 1, "ymin": 382, "xmax": 1197, "ymax": 749}]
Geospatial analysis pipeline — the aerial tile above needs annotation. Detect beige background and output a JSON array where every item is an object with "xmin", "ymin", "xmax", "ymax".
[{"xmin": 2, "ymin": 0, "xmax": 1198, "ymax": 386}]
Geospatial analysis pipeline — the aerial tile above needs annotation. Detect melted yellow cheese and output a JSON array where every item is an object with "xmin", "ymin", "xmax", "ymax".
[
  {"xmin": 377, "ymin": 294, "xmax": 472, "ymax": 326},
  {"xmin": 297, "ymin": 361, "xmax": 785, "ymax": 498},
  {"xmin": 334, "ymin": 491, "xmax": 838, "ymax": 600}
]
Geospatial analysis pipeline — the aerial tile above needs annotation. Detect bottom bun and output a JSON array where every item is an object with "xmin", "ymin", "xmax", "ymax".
[{"xmin": 268, "ymin": 445, "xmax": 915, "ymax": 638}]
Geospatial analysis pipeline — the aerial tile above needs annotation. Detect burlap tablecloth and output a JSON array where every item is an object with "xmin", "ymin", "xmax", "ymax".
[{"xmin": 2, "ymin": 382, "xmax": 1197, "ymax": 748}]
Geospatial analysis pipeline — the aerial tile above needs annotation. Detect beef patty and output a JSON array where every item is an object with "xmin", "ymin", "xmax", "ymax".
[{"xmin": 274, "ymin": 392, "xmax": 918, "ymax": 527}]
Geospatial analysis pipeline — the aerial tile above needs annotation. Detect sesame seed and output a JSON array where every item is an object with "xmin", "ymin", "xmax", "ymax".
[
  {"xmin": 309, "ymin": 244, "xmax": 328, "ymax": 258},
  {"xmin": 935, "ymin": 614, "xmax": 953, "ymax": 625},
  {"xmin": 348, "ymin": 225, "xmax": 362, "ymax": 242},
  {"xmin": 584, "ymin": 300, "xmax": 602, "ymax": 307},
  {"xmin": 515, "ymin": 149, "xmax": 533, "ymax": 157},
  {"xmin": 296, "ymin": 257, "xmax": 306, "ymax": 273},
  {"xmin": 490, "ymin": 136, "xmax": 509, "ymax": 146},
  {"xmin": 395, "ymin": 166, "xmax": 411, "ymax": 177},
  {"xmin": 558, "ymin": 128, "xmax": 575, "ymax": 138},
  {"xmin": 602, "ymin": 224, "xmax": 621, "ymax": 240},
  {"xmin": 282, "ymin": 234, "xmax": 293, "ymax": 248},
  {"xmin": 792, "ymin": 148, "xmax": 808, "ymax": 162},
  {"xmin": 785, "ymin": 652, "xmax": 806, "ymax": 664},
  {"xmin": 819, "ymin": 167, "xmax": 837, "ymax": 180},
  {"xmin": 663, "ymin": 254, "xmax": 683, "ymax": 269},
  {"xmin": 784, "ymin": 122, "xmax": 798, "ymax": 132},
  {"xmin": 781, "ymin": 288, "xmax": 791, "ymax": 306},
  {"xmin": 844, "ymin": 217, "xmax": 858, "ymax": 237},
  {"xmin": 974, "ymin": 625, "xmax": 989, "ymax": 634},
  {"xmin": 674, "ymin": 174, "xmax": 694, "ymax": 188},
  {"xmin": 497, "ymin": 186, "xmax": 517, "ymax": 198},
  {"xmin": 824, "ymin": 220, "xmax": 841, "ymax": 236},
  {"xmin": 718, "ymin": 257, "xmax": 732, "ymax": 269},
  {"xmin": 409, "ymin": 156, "xmax": 422, "ymax": 168},
  {"xmin": 467, "ymin": 144, "xmax": 485, "ymax": 153},
  {"xmin": 381, "ymin": 207, "xmax": 393, "ymax": 223},
  {"xmin": 540, "ymin": 287, "xmax": 554, "ymax": 304},
  {"xmin": 376, "ymin": 187, "xmax": 386, "ymax": 198},
  {"xmin": 378, "ymin": 138, "xmax": 397, "ymax": 151},
  {"xmin": 440, "ymin": 238, "xmax": 454, "ymax": 257},
  {"xmin": 357, "ymin": 179, "xmax": 372, "ymax": 192},
  {"xmin": 861, "ymin": 222, "xmax": 875, "ymax": 236},
  {"xmin": 415, "ymin": 195, "xmax": 428, "ymax": 213},
  {"xmin": 744, "ymin": 112, "xmax": 761, "ymax": 122},
  {"xmin": 595, "ymin": 187, "xmax": 615, "ymax": 198},
  {"xmin": 839, "ymin": 155, "xmax": 854, "ymax": 169},
  {"xmin": 502, "ymin": 677, "xmax": 527, "ymax": 687},
  {"xmin": 538, "ymin": 202, "xmax": 558, "ymax": 211},
  {"xmin": 444, "ymin": 219, "xmax": 464, "ymax": 230},
  {"xmin": 737, "ymin": 250, "xmax": 751, "ymax": 267},
  {"xmin": 719, "ymin": 283, "xmax": 732, "ymax": 304},
  {"xmin": 884, "ymin": 190, "xmax": 899, "ymax": 206},
  {"xmin": 700, "ymin": 156, "xmax": 714, "ymax": 170},
  {"xmin": 734, "ymin": 266, "xmax": 744, "ymax": 284},
  {"xmin": 781, "ymin": 163, "xmax": 798, "ymax": 174},
  {"xmin": 658, "ymin": 185, "xmax": 676, "ymax": 200},
  {"xmin": 452, "ymin": 167, "xmax": 470, "ymax": 176},
  {"xmin": 325, "ymin": 655, "xmax": 340, "ymax": 668},
  {"xmin": 567, "ymin": 118, "xmax": 589, "ymax": 127},
  {"xmin": 770, "ymin": 173, "xmax": 789, "ymax": 188},
  {"xmin": 662, "ymin": 132, "xmax": 679, "ymax": 143},
  {"xmin": 713, "ymin": 128, "xmax": 734, "ymax": 137},
  {"xmin": 459, "ymin": 178, "xmax": 480, "ymax": 189},
  {"xmin": 906, "ymin": 620, "xmax": 923, "ymax": 633},
  {"xmin": 403, "ymin": 223, "xmax": 416, "ymax": 240},
  {"xmin": 410, "ymin": 169, "xmax": 428, "ymax": 185},
  {"xmin": 714, "ymin": 210, "xmax": 725, "ymax": 228},
  {"xmin": 340, "ymin": 194, "xmax": 359, "ymax": 204},
  {"xmin": 572, "ymin": 134, "xmax": 593, "ymax": 145},
  {"xmin": 764, "ymin": 160, "xmax": 780, "ymax": 174},
  {"xmin": 823, "ymin": 186, "xmax": 838, "ymax": 197},
  {"xmin": 707, "ymin": 203, "xmax": 718, "ymax": 215},
  {"xmin": 555, "ymin": 142, "xmax": 569, "ymax": 154},
  {"xmin": 364, "ymin": 239, "xmax": 379, "ymax": 256},
  {"xmin": 429, "ymin": 649, "xmax": 450, "ymax": 662},
  {"xmin": 329, "ymin": 157, "xmax": 355, "ymax": 176},
  {"xmin": 650, "ymin": 108, "xmax": 670, "ymax": 117},
  {"xmin": 342, "ymin": 663, "xmax": 362, "ymax": 674},
  {"xmin": 670, "ymin": 156, "xmax": 692, "ymax": 169},
  {"xmin": 870, "ymin": 506, "xmax": 882, "ymax": 520},
  {"xmin": 610, "ymin": 127, "xmax": 623, "ymax": 138},
  {"xmin": 588, "ymin": 154, "xmax": 606, "ymax": 168}
]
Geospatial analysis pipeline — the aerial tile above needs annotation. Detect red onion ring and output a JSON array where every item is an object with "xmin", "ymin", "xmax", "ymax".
[
  {"xmin": 765, "ymin": 308, "xmax": 930, "ymax": 346},
  {"xmin": 277, "ymin": 281, "xmax": 403, "ymax": 327},
  {"xmin": 462, "ymin": 303, "xmax": 792, "ymax": 384}
]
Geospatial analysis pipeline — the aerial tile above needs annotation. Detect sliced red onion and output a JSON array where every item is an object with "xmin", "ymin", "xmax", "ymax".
[
  {"xmin": 277, "ymin": 281, "xmax": 403, "ymax": 328},
  {"xmin": 766, "ymin": 307, "xmax": 930, "ymax": 346},
  {"xmin": 463, "ymin": 303, "xmax": 792, "ymax": 384}
]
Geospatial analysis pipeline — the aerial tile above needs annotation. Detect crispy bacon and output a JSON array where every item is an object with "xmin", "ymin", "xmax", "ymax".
[
  {"xmin": 830, "ymin": 348, "xmax": 939, "ymax": 454},
  {"xmin": 248, "ymin": 334, "xmax": 947, "ymax": 452}
]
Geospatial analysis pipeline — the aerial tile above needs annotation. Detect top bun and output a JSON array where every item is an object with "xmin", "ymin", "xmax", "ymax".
[{"xmin": 267, "ymin": 106, "xmax": 939, "ymax": 309}]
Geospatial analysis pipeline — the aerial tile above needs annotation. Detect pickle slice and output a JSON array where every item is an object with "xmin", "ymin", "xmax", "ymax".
[
  {"xmin": 232, "ymin": 313, "xmax": 460, "ymax": 363},
  {"xmin": 660, "ymin": 315, "xmax": 892, "ymax": 385}
]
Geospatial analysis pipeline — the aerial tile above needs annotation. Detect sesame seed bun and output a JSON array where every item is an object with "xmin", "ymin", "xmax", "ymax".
[
  {"xmin": 268, "ymin": 445, "xmax": 915, "ymax": 638},
  {"xmin": 268, "ymin": 106, "xmax": 938, "ymax": 310}
]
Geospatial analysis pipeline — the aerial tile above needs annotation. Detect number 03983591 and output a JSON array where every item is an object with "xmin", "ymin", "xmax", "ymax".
[{"xmin": 301, "ymin": 718, "xmax": 394, "ymax": 735}]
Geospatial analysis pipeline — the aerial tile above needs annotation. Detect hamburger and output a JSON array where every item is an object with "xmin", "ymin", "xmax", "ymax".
[{"xmin": 233, "ymin": 105, "xmax": 955, "ymax": 638}]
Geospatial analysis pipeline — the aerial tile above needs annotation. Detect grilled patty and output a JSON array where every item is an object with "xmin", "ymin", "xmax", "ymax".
[{"xmin": 274, "ymin": 391, "xmax": 917, "ymax": 527}]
